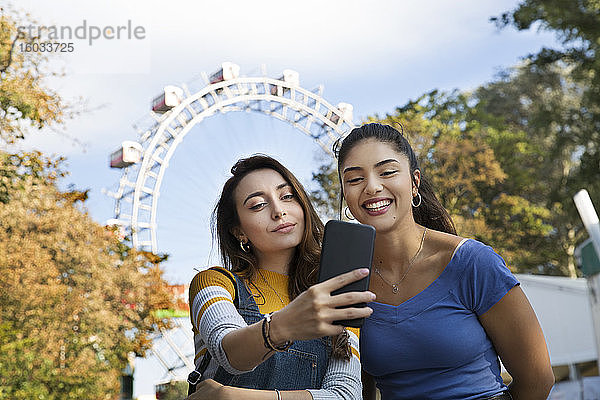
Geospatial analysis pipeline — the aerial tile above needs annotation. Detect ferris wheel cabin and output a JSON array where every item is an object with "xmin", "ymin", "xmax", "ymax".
[
  {"xmin": 270, "ymin": 69, "xmax": 300, "ymax": 96},
  {"xmin": 110, "ymin": 141, "xmax": 143, "ymax": 168},
  {"xmin": 328, "ymin": 102, "xmax": 353, "ymax": 125},
  {"xmin": 151, "ymin": 85, "xmax": 184, "ymax": 113},
  {"xmin": 209, "ymin": 62, "xmax": 241, "ymax": 84}
]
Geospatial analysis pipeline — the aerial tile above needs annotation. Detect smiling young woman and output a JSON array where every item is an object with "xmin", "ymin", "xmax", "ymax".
[
  {"xmin": 186, "ymin": 155, "xmax": 375, "ymax": 400},
  {"xmin": 335, "ymin": 123, "xmax": 555, "ymax": 400}
]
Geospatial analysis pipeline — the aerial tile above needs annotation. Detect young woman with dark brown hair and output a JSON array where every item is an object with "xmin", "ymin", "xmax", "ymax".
[
  {"xmin": 335, "ymin": 123, "xmax": 554, "ymax": 400},
  {"xmin": 187, "ymin": 155, "xmax": 373, "ymax": 400}
]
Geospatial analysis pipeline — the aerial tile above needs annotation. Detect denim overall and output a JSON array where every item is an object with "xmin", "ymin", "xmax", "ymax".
[{"xmin": 212, "ymin": 273, "xmax": 330, "ymax": 390}]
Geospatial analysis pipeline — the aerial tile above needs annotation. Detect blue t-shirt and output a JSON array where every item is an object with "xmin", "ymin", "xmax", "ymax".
[{"xmin": 361, "ymin": 239, "xmax": 519, "ymax": 400}]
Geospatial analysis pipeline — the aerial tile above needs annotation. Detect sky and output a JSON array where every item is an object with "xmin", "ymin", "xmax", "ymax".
[{"xmin": 8, "ymin": 0, "xmax": 562, "ymax": 396}]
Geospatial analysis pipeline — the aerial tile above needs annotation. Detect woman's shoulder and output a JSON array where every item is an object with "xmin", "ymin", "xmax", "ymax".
[
  {"xmin": 189, "ymin": 266, "xmax": 237, "ymax": 300},
  {"xmin": 191, "ymin": 265, "xmax": 236, "ymax": 281},
  {"xmin": 448, "ymin": 240, "xmax": 519, "ymax": 315},
  {"xmin": 424, "ymin": 231, "xmax": 511, "ymax": 284},
  {"xmin": 424, "ymin": 229, "xmax": 466, "ymax": 266},
  {"xmin": 426, "ymin": 229, "xmax": 498, "ymax": 260},
  {"xmin": 442, "ymin": 237, "xmax": 518, "ymax": 292},
  {"xmin": 450, "ymin": 238, "xmax": 503, "ymax": 264}
]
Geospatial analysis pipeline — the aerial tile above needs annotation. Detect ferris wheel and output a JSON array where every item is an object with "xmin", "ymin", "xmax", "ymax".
[{"xmin": 106, "ymin": 62, "xmax": 355, "ymax": 254}]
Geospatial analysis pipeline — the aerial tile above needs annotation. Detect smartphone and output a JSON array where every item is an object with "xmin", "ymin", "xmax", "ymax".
[{"xmin": 318, "ymin": 220, "xmax": 376, "ymax": 328}]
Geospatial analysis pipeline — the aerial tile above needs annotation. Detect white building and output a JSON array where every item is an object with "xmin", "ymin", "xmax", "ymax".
[{"xmin": 517, "ymin": 274, "xmax": 600, "ymax": 399}]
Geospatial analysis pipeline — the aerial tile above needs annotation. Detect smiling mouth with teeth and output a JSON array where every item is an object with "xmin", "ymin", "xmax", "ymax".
[{"xmin": 364, "ymin": 200, "xmax": 392, "ymax": 211}]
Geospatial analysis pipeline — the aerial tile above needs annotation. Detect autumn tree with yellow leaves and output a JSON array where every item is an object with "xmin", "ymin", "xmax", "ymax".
[{"xmin": 0, "ymin": 7, "xmax": 174, "ymax": 400}]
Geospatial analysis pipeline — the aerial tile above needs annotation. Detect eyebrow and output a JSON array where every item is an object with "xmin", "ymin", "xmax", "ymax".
[
  {"xmin": 243, "ymin": 182, "xmax": 290, "ymax": 205},
  {"xmin": 343, "ymin": 159, "xmax": 400, "ymax": 174}
]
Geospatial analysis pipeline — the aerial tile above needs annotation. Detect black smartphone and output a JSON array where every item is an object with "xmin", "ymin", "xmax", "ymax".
[{"xmin": 318, "ymin": 220, "xmax": 376, "ymax": 328}]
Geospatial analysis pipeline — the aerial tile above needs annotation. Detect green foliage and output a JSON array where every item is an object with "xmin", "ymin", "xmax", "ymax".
[
  {"xmin": 492, "ymin": 0, "xmax": 600, "ymax": 84},
  {"xmin": 492, "ymin": 0, "xmax": 600, "ymax": 212},
  {"xmin": 484, "ymin": 194, "xmax": 555, "ymax": 270},
  {"xmin": 472, "ymin": 63, "xmax": 592, "ymax": 275},
  {"xmin": 310, "ymin": 160, "xmax": 341, "ymax": 221}
]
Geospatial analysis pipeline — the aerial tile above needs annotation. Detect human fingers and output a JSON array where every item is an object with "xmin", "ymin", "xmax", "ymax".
[
  {"xmin": 318, "ymin": 268, "xmax": 370, "ymax": 293},
  {"xmin": 271, "ymin": 305, "xmax": 346, "ymax": 341},
  {"xmin": 330, "ymin": 291, "xmax": 376, "ymax": 308},
  {"xmin": 328, "ymin": 305, "xmax": 374, "ymax": 322}
]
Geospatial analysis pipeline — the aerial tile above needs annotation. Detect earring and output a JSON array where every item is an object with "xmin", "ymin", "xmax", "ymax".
[
  {"xmin": 344, "ymin": 206, "xmax": 355, "ymax": 220},
  {"xmin": 240, "ymin": 240, "xmax": 251, "ymax": 253},
  {"xmin": 411, "ymin": 192, "xmax": 422, "ymax": 208}
]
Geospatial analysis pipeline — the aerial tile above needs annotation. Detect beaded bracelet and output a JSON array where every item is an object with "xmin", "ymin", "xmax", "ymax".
[{"xmin": 262, "ymin": 312, "xmax": 293, "ymax": 352}]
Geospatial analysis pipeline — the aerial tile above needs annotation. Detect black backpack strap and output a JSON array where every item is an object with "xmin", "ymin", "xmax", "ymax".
[{"xmin": 188, "ymin": 267, "xmax": 239, "ymax": 394}]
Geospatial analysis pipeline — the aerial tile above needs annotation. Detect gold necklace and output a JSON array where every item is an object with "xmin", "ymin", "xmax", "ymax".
[
  {"xmin": 374, "ymin": 227, "xmax": 427, "ymax": 294},
  {"xmin": 257, "ymin": 269, "xmax": 287, "ymax": 307}
]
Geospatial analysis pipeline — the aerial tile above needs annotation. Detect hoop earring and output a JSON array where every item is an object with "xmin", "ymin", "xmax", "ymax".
[
  {"xmin": 411, "ymin": 192, "xmax": 422, "ymax": 208},
  {"xmin": 240, "ymin": 240, "xmax": 251, "ymax": 253},
  {"xmin": 344, "ymin": 206, "xmax": 355, "ymax": 220}
]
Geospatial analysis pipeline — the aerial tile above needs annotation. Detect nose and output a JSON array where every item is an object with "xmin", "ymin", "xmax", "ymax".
[
  {"xmin": 365, "ymin": 175, "xmax": 383, "ymax": 195},
  {"xmin": 271, "ymin": 199, "xmax": 287, "ymax": 220},
  {"xmin": 273, "ymin": 209, "xmax": 287, "ymax": 220}
]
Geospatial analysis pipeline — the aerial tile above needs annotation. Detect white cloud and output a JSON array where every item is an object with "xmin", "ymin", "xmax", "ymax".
[{"xmin": 16, "ymin": 0, "xmax": 552, "ymax": 79}]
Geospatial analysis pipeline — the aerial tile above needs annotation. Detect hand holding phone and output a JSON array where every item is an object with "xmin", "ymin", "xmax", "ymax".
[{"xmin": 318, "ymin": 220, "xmax": 376, "ymax": 327}]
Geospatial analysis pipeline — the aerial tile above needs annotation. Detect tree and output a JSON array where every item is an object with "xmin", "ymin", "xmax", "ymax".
[
  {"xmin": 0, "ymin": 150, "xmax": 65, "ymax": 204},
  {"xmin": 492, "ymin": 0, "xmax": 600, "ymax": 106},
  {"xmin": 473, "ymin": 63, "xmax": 590, "ymax": 276},
  {"xmin": 492, "ymin": 0, "xmax": 600, "ymax": 250},
  {"xmin": 0, "ymin": 4, "xmax": 175, "ymax": 398},
  {"xmin": 0, "ymin": 5, "xmax": 71, "ymax": 144},
  {"xmin": 310, "ymin": 155, "xmax": 342, "ymax": 222},
  {"xmin": 156, "ymin": 380, "xmax": 188, "ymax": 400},
  {"xmin": 0, "ymin": 153, "xmax": 174, "ymax": 399}
]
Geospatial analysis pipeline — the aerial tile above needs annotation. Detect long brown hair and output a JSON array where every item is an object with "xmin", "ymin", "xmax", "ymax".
[{"xmin": 334, "ymin": 123, "xmax": 456, "ymax": 235}]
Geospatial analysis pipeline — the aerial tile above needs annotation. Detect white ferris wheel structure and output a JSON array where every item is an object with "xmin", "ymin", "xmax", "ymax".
[{"xmin": 106, "ymin": 62, "xmax": 355, "ymax": 254}]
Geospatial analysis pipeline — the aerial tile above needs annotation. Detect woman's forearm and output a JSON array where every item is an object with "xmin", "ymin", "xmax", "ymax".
[
  {"xmin": 187, "ymin": 379, "xmax": 312, "ymax": 400},
  {"xmin": 223, "ymin": 386, "xmax": 312, "ymax": 400},
  {"xmin": 508, "ymin": 375, "xmax": 554, "ymax": 400},
  {"xmin": 221, "ymin": 318, "xmax": 275, "ymax": 372}
]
